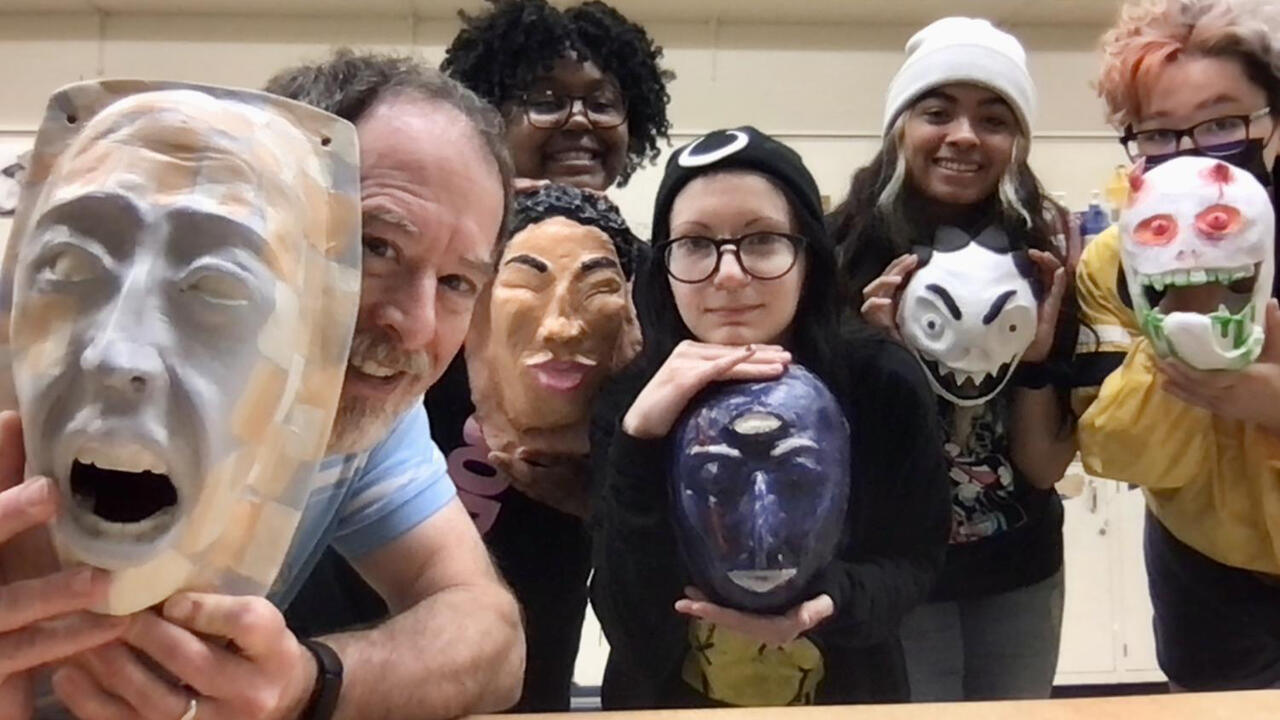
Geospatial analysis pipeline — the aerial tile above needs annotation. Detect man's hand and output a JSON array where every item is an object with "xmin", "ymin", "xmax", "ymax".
[
  {"xmin": 674, "ymin": 586, "xmax": 834, "ymax": 647},
  {"xmin": 53, "ymin": 593, "xmax": 316, "ymax": 720},
  {"xmin": 1156, "ymin": 298, "xmax": 1280, "ymax": 433},
  {"xmin": 0, "ymin": 411, "xmax": 128, "ymax": 720}
]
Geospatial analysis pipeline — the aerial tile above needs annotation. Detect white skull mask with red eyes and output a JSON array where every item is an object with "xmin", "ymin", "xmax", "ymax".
[{"xmin": 1121, "ymin": 156, "xmax": 1275, "ymax": 370}]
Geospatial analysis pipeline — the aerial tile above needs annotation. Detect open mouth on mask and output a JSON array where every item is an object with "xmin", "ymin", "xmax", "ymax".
[
  {"xmin": 1136, "ymin": 260, "xmax": 1264, "ymax": 358},
  {"xmin": 1138, "ymin": 263, "xmax": 1260, "ymax": 349},
  {"xmin": 728, "ymin": 568, "xmax": 797, "ymax": 593},
  {"xmin": 66, "ymin": 442, "xmax": 179, "ymax": 543},
  {"xmin": 1139, "ymin": 262, "xmax": 1258, "ymax": 316},
  {"xmin": 919, "ymin": 355, "xmax": 1013, "ymax": 403}
]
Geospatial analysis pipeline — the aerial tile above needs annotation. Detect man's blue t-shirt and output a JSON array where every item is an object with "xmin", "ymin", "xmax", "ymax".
[{"xmin": 269, "ymin": 403, "xmax": 456, "ymax": 607}]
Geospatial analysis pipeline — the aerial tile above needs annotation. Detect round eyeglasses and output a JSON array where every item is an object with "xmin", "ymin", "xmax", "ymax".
[
  {"xmin": 519, "ymin": 89, "xmax": 627, "ymax": 130},
  {"xmin": 657, "ymin": 233, "xmax": 806, "ymax": 284},
  {"xmin": 1120, "ymin": 107, "xmax": 1273, "ymax": 161}
]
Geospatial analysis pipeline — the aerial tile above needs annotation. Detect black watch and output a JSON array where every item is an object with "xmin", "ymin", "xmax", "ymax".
[{"xmin": 299, "ymin": 639, "xmax": 343, "ymax": 720}]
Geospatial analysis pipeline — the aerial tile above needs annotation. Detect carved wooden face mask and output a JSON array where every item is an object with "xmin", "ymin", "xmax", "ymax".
[
  {"xmin": 0, "ymin": 80, "xmax": 361, "ymax": 614},
  {"xmin": 897, "ymin": 226, "xmax": 1039, "ymax": 407},
  {"xmin": 467, "ymin": 188, "xmax": 640, "ymax": 458},
  {"xmin": 1121, "ymin": 156, "xmax": 1275, "ymax": 370}
]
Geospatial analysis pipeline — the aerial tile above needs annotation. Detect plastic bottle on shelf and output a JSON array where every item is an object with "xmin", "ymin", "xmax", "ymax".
[
  {"xmin": 1104, "ymin": 164, "xmax": 1130, "ymax": 222},
  {"xmin": 1081, "ymin": 190, "xmax": 1111, "ymax": 245}
]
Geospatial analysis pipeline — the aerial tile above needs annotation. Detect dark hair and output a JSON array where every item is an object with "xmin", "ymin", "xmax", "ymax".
[
  {"xmin": 632, "ymin": 170, "xmax": 851, "ymax": 401},
  {"xmin": 830, "ymin": 129, "xmax": 1083, "ymax": 429},
  {"xmin": 263, "ymin": 47, "xmax": 514, "ymax": 238},
  {"xmin": 441, "ymin": 0, "xmax": 673, "ymax": 185},
  {"xmin": 509, "ymin": 183, "xmax": 641, "ymax": 279}
]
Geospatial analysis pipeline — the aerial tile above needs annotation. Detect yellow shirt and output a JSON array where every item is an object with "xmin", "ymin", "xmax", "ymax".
[
  {"xmin": 682, "ymin": 619, "xmax": 824, "ymax": 706},
  {"xmin": 1074, "ymin": 225, "xmax": 1280, "ymax": 574}
]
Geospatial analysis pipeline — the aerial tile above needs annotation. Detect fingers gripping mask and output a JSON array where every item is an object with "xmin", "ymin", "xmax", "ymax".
[
  {"xmin": 0, "ymin": 81, "xmax": 361, "ymax": 614},
  {"xmin": 1120, "ymin": 156, "xmax": 1276, "ymax": 370},
  {"xmin": 467, "ymin": 183, "xmax": 641, "ymax": 459},
  {"xmin": 897, "ymin": 227, "xmax": 1039, "ymax": 406},
  {"xmin": 670, "ymin": 365, "xmax": 851, "ymax": 613}
]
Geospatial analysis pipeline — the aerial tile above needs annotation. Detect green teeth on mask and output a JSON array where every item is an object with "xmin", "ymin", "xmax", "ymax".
[
  {"xmin": 1141, "ymin": 301, "xmax": 1261, "ymax": 364},
  {"xmin": 1140, "ymin": 310, "xmax": 1170, "ymax": 355}
]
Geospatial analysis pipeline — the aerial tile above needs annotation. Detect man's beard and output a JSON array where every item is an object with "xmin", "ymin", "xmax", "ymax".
[{"xmin": 327, "ymin": 329, "xmax": 433, "ymax": 455}]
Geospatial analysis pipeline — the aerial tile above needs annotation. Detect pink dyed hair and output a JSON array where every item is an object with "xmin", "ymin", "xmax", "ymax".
[{"xmin": 1097, "ymin": 0, "xmax": 1280, "ymax": 127}]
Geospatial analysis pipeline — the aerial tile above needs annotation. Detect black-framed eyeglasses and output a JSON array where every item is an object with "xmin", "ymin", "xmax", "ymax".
[
  {"xmin": 657, "ymin": 232, "xmax": 806, "ymax": 284},
  {"xmin": 518, "ymin": 89, "xmax": 627, "ymax": 130},
  {"xmin": 1119, "ymin": 107, "xmax": 1273, "ymax": 161}
]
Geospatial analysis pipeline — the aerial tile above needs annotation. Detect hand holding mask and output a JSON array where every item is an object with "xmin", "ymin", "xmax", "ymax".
[
  {"xmin": 670, "ymin": 365, "xmax": 850, "ymax": 613},
  {"xmin": 0, "ymin": 80, "xmax": 360, "ymax": 614},
  {"xmin": 1121, "ymin": 156, "xmax": 1276, "ymax": 371},
  {"xmin": 897, "ymin": 226, "xmax": 1041, "ymax": 406}
]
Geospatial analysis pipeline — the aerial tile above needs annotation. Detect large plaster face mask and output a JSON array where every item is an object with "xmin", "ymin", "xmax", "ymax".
[
  {"xmin": 1120, "ymin": 156, "xmax": 1275, "ymax": 370},
  {"xmin": 466, "ymin": 203, "xmax": 640, "ymax": 459},
  {"xmin": 0, "ymin": 80, "xmax": 361, "ymax": 614},
  {"xmin": 671, "ymin": 365, "xmax": 851, "ymax": 613},
  {"xmin": 897, "ymin": 226, "xmax": 1039, "ymax": 406}
]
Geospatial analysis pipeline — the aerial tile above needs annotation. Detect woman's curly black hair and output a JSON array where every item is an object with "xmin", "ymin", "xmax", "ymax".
[
  {"xmin": 509, "ymin": 183, "xmax": 641, "ymax": 279},
  {"xmin": 442, "ymin": 0, "xmax": 674, "ymax": 185}
]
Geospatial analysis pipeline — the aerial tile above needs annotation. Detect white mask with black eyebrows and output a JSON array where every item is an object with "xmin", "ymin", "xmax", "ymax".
[{"xmin": 896, "ymin": 226, "xmax": 1040, "ymax": 406}]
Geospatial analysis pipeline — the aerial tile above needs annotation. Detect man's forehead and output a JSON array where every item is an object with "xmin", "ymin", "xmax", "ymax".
[{"xmin": 356, "ymin": 98, "xmax": 503, "ymax": 209}]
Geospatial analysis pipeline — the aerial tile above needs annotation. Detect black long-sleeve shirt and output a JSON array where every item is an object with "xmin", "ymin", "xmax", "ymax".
[{"xmin": 588, "ymin": 333, "xmax": 951, "ymax": 708}]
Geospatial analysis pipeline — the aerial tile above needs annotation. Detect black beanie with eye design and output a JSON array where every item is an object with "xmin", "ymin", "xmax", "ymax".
[{"xmin": 650, "ymin": 126, "xmax": 825, "ymax": 248}]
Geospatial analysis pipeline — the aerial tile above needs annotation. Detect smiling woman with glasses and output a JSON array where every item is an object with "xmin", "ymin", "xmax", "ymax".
[
  {"xmin": 443, "ymin": 0, "xmax": 672, "ymax": 192},
  {"xmin": 432, "ymin": 1, "xmax": 672, "ymax": 712},
  {"xmin": 1078, "ymin": 0, "xmax": 1280, "ymax": 696},
  {"xmin": 589, "ymin": 126, "xmax": 949, "ymax": 709}
]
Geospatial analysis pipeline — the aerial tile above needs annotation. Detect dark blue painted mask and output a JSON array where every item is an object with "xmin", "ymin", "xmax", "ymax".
[{"xmin": 670, "ymin": 365, "xmax": 851, "ymax": 613}]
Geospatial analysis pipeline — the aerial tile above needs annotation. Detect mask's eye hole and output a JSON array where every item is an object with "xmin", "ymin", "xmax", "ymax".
[
  {"xmin": 1195, "ymin": 204, "xmax": 1242, "ymax": 240},
  {"xmin": 37, "ymin": 243, "xmax": 103, "ymax": 284},
  {"xmin": 922, "ymin": 313, "xmax": 944, "ymax": 337},
  {"xmin": 1134, "ymin": 213, "xmax": 1179, "ymax": 246}
]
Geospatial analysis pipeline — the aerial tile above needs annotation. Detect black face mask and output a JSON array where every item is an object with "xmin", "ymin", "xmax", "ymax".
[{"xmin": 1145, "ymin": 138, "xmax": 1274, "ymax": 189}]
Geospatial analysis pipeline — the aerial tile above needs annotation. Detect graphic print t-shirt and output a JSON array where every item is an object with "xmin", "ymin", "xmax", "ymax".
[{"xmin": 931, "ymin": 394, "xmax": 1063, "ymax": 600}]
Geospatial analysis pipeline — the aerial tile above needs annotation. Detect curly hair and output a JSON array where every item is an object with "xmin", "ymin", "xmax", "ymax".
[
  {"xmin": 509, "ymin": 183, "xmax": 640, "ymax": 278},
  {"xmin": 441, "ymin": 0, "xmax": 674, "ymax": 185},
  {"xmin": 1098, "ymin": 0, "xmax": 1280, "ymax": 127}
]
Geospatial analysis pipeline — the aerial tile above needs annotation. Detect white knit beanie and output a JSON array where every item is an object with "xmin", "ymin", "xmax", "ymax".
[{"xmin": 883, "ymin": 17, "xmax": 1036, "ymax": 136}]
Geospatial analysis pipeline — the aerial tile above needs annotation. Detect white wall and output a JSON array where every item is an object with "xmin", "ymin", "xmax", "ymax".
[{"xmin": 0, "ymin": 12, "xmax": 1128, "ymax": 237}]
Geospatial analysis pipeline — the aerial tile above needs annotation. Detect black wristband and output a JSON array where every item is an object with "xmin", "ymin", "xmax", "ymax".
[
  {"xmin": 299, "ymin": 638, "xmax": 343, "ymax": 720},
  {"xmin": 1012, "ymin": 361, "xmax": 1056, "ymax": 389}
]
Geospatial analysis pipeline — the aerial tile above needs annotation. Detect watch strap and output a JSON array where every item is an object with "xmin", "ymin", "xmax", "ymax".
[{"xmin": 299, "ymin": 638, "xmax": 343, "ymax": 720}]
